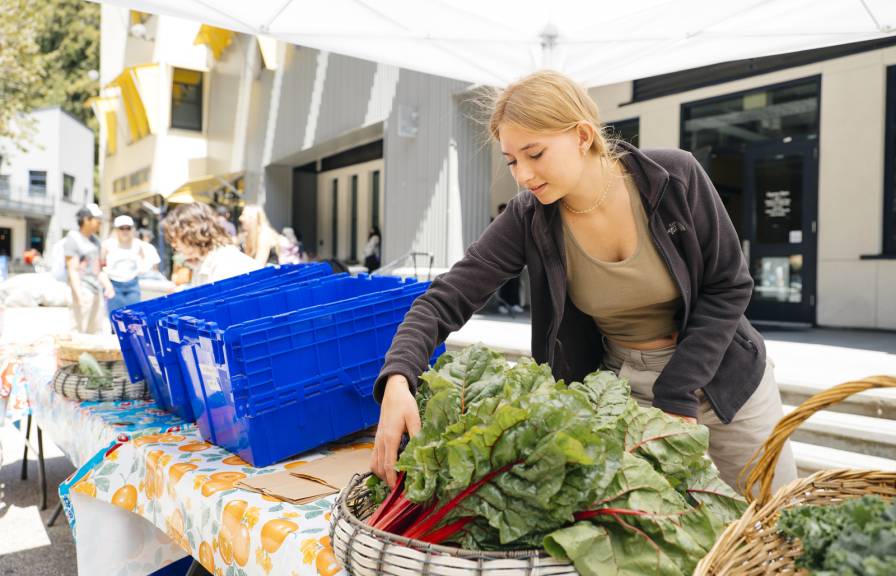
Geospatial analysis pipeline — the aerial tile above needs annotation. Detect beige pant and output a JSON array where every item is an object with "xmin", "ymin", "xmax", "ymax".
[
  {"xmin": 602, "ymin": 338, "xmax": 798, "ymax": 496},
  {"xmin": 71, "ymin": 286, "xmax": 106, "ymax": 334}
]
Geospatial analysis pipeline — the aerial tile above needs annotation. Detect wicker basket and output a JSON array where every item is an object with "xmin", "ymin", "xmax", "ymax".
[
  {"xmin": 52, "ymin": 360, "xmax": 150, "ymax": 402},
  {"xmin": 695, "ymin": 375, "xmax": 896, "ymax": 575},
  {"xmin": 330, "ymin": 473, "xmax": 577, "ymax": 576},
  {"xmin": 55, "ymin": 332, "xmax": 123, "ymax": 364}
]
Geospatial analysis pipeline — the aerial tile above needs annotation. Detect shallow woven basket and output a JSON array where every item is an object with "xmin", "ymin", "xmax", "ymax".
[
  {"xmin": 695, "ymin": 375, "xmax": 896, "ymax": 575},
  {"xmin": 52, "ymin": 360, "xmax": 150, "ymax": 402},
  {"xmin": 330, "ymin": 473, "xmax": 577, "ymax": 576},
  {"xmin": 55, "ymin": 333, "xmax": 123, "ymax": 364}
]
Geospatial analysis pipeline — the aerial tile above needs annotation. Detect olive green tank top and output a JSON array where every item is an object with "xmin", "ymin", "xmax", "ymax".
[{"xmin": 563, "ymin": 175, "xmax": 681, "ymax": 343}]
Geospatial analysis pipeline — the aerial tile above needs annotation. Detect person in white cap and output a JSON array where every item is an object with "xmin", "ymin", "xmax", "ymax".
[
  {"xmin": 101, "ymin": 214, "xmax": 159, "ymax": 312},
  {"xmin": 65, "ymin": 203, "xmax": 115, "ymax": 333}
]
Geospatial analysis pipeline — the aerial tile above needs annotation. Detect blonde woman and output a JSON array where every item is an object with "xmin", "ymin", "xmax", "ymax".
[
  {"xmin": 371, "ymin": 70, "xmax": 796, "ymax": 496},
  {"xmin": 161, "ymin": 203, "xmax": 260, "ymax": 286},
  {"xmin": 239, "ymin": 204, "xmax": 285, "ymax": 266}
]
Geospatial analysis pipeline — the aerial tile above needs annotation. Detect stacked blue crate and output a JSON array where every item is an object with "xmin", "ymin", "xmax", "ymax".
[
  {"xmin": 160, "ymin": 273, "xmax": 409, "ymax": 440},
  {"xmin": 111, "ymin": 262, "xmax": 332, "ymax": 419},
  {"xmin": 171, "ymin": 276, "xmax": 441, "ymax": 467}
]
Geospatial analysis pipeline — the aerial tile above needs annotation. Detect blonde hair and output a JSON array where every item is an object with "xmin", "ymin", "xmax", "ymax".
[
  {"xmin": 487, "ymin": 70, "xmax": 618, "ymax": 159},
  {"xmin": 240, "ymin": 204, "xmax": 282, "ymax": 260}
]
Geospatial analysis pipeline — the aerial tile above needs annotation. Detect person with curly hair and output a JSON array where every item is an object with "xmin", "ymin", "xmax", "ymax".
[{"xmin": 161, "ymin": 203, "xmax": 260, "ymax": 286}]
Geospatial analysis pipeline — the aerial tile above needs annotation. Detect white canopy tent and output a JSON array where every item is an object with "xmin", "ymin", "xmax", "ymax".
[{"xmin": 92, "ymin": 0, "xmax": 896, "ymax": 87}]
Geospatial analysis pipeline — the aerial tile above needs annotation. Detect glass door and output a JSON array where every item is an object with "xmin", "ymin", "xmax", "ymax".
[{"xmin": 743, "ymin": 142, "xmax": 817, "ymax": 324}]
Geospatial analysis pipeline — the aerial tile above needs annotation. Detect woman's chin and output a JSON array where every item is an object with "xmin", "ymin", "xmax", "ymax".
[{"xmin": 530, "ymin": 189, "xmax": 559, "ymax": 205}]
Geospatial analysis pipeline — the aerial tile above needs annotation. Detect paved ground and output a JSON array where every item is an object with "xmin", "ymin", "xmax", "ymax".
[
  {"xmin": 0, "ymin": 306, "xmax": 893, "ymax": 575},
  {"xmin": 0, "ymin": 424, "xmax": 76, "ymax": 576},
  {"xmin": 1, "ymin": 307, "xmax": 79, "ymax": 575}
]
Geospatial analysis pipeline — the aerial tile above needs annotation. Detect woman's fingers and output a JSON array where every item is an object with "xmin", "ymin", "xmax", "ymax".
[
  {"xmin": 406, "ymin": 406, "xmax": 422, "ymax": 438},
  {"xmin": 383, "ymin": 431, "xmax": 400, "ymax": 488},
  {"xmin": 370, "ymin": 437, "xmax": 384, "ymax": 479}
]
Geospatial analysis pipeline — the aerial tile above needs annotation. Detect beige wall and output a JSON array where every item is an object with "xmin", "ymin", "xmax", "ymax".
[
  {"xmin": 590, "ymin": 47, "xmax": 896, "ymax": 330},
  {"xmin": 0, "ymin": 216, "xmax": 27, "ymax": 259}
]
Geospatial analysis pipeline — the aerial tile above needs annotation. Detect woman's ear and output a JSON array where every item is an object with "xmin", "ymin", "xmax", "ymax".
[{"xmin": 575, "ymin": 122, "xmax": 596, "ymax": 152}]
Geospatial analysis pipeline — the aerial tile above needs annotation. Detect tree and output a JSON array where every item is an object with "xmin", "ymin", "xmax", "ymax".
[
  {"xmin": 0, "ymin": 0, "xmax": 45, "ymax": 149},
  {"xmin": 0, "ymin": 0, "xmax": 100, "ymax": 152},
  {"xmin": 31, "ymin": 0, "xmax": 100, "ymax": 131}
]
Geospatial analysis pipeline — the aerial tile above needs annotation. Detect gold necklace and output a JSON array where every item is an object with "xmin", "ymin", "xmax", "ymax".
[{"xmin": 562, "ymin": 167, "xmax": 613, "ymax": 215}]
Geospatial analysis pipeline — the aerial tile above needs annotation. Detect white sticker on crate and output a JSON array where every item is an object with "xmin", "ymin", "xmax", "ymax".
[{"xmin": 199, "ymin": 362, "xmax": 220, "ymax": 393}]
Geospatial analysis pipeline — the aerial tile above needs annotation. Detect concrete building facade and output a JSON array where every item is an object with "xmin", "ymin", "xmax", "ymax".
[
  {"xmin": 590, "ymin": 41, "xmax": 896, "ymax": 329},
  {"xmin": 97, "ymin": 8, "xmax": 894, "ymax": 329},
  {"xmin": 0, "ymin": 107, "xmax": 94, "ymax": 263}
]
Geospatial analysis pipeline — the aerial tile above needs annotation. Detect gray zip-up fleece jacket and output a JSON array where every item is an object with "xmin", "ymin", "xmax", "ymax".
[{"xmin": 374, "ymin": 142, "xmax": 766, "ymax": 423}]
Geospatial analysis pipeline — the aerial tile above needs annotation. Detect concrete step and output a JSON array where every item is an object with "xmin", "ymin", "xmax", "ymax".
[
  {"xmin": 781, "ymin": 404, "xmax": 896, "ymax": 460},
  {"xmin": 766, "ymin": 339, "xmax": 896, "ymax": 418},
  {"xmin": 779, "ymin": 380, "xmax": 896, "ymax": 419},
  {"xmin": 791, "ymin": 440, "xmax": 896, "ymax": 476}
]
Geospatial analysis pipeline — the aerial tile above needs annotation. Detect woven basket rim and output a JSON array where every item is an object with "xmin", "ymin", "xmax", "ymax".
[
  {"xmin": 52, "ymin": 360, "xmax": 149, "ymax": 402},
  {"xmin": 334, "ymin": 472, "xmax": 559, "ymax": 561},
  {"xmin": 695, "ymin": 467, "xmax": 896, "ymax": 575}
]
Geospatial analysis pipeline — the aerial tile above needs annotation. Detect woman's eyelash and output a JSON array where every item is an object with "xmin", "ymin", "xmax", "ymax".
[{"xmin": 506, "ymin": 151, "xmax": 543, "ymax": 166}]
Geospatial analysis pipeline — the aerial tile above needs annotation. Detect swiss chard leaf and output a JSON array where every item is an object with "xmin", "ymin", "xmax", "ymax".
[{"xmin": 382, "ymin": 346, "xmax": 746, "ymax": 574}]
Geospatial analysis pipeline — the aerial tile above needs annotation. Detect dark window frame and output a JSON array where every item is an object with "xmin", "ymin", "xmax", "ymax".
[
  {"xmin": 62, "ymin": 173, "xmax": 75, "ymax": 201},
  {"xmin": 331, "ymin": 178, "xmax": 339, "ymax": 258},
  {"xmin": 883, "ymin": 66, "xmax": 896, "ymax": 256},
  {"xmin": 679, "ymin": 75, "xmax": 822, "ymax": 162},
  {"xmin": 28, "ymin": 170, "xmax": 47, "ymax": 196},
  {"xmin": 170, "ymin": 67, "xmax": 204, "ymax": 132},
  {"xmin": 633, "ymin": 36, "xmax": 896, "ymax": 103},
  {"xmin": 605, "ymin": 117, "xmax": 640, "ymax": 148},
  {"xmin": 350, "ymin": 175, "xmax": 359, "ymax": 262},
  {"xmin": 371, "ymin": 170, "xmax": 381, "ymax": 229}
]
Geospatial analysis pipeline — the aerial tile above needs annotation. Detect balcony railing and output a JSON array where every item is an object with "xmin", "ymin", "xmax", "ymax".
[{"xmin": 0, "ymin": 180, "xmax": 55, "ymax": 217}]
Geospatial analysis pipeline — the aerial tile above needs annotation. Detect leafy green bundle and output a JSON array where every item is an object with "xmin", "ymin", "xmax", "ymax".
[
  {"xmin": 778, "ymin": 495, "xmax": 896, "ymax": 576},
  {"xmin": 368, "ymin": 345, "xmax": 747, "ymax": 575},
  {"xmin": 78, "ymin": 352, "xmax": 113, "ymax": 390}
]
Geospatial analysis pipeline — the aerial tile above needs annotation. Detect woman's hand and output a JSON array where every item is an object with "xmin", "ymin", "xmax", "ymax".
[{"xmin": 371, "ymin": 375, "xmax": 421, "ymax": 488}]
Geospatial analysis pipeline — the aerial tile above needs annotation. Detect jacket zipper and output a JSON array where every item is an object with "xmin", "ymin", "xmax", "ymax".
[{"xmin": 647, "ymin": 181, "xmax": 689, "ymax": 333}]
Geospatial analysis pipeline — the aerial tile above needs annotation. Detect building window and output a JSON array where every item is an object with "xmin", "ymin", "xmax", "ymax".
[
  {"xmin": 171, "ymin": 68, "xmax": 203, "ymax": 131},
  {"xmin": 331, "ymin": 178, "xmax": 339, "ymax": 258},
  {"xmin": 605, "ymin": 118, "xmax": 640, "ymax": 148},
  {"xmin": 63, "ymin": 173, "xmax": 75, "ymax": 201},
  {"xmin": 680, "ymin": 77, "xmax": 820, "ymax": 239},
  {"xmin": 371, "ymin": 170, "xmax": 381, "ymax": 229},
  {"xmin": 29, "ymin": 170, "xmax": 47, "ymax": 196},
  {"xmin": 0, "ymin": 175, "xmax": 9, "ymax": 197},
  {"xmin": 350, "ymin": 175, "xmax": 359, "ymax": 262},
  {"xmin": 884, "ymin": 66, "xmax": 896, "ymax": 254}
]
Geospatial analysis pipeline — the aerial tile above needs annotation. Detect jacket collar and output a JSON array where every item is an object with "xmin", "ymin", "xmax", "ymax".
[
  {"xmin": 615, "ymin": 141, "xmax": 672, "ymax": 215},
  {"xmin": 529, "ymin": 141, "xmax": 672, "ymax": 240}
]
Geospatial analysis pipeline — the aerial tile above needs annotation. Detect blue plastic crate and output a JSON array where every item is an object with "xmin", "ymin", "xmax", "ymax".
[
  {"xmin": 115, "ymin": 263, "xmax": 332, "ymax": 418},
  {"xmin": 184, "ymin": 280, "xmax": 441, "ymax": 467},
  {"xmin": 112, "ymin": 266, "xmax": 287, "ymax": 383},
  {"xmin": 162, "ymin": 274, "xmax": 411, "ymax": 439},
  {"xmin": 112, "ymin": 264, "xmax": 320, "ymax": 384},
  {"xmin": 111, "ymin": 262, "xmax": 332, "ymax": 418}
]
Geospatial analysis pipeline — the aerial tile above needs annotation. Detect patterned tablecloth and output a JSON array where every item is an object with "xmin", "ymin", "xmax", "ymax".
[
  {"xmin": 9, "ymin": 339, "xmax": 358, "ymax": 575},
  {"xmin": 0, "ymin": 340, "xmax": 52, "ymax": 425},
  {"xmin": 20, "ymin": 339, "xmax": 192, "ymax": 469},
  {"xmin": 61, "ymin": 429, "xmax": 359, "ymax": 576}
]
